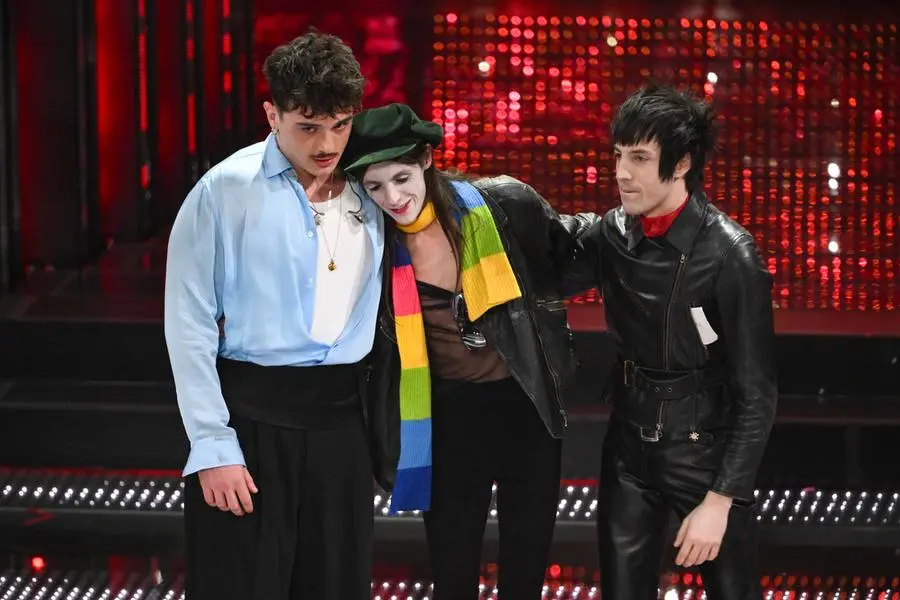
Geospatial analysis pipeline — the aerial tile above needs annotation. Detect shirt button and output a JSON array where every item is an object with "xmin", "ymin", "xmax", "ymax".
[{"xmin": 307, "ymin": 230, "xmax": 314, "ymax": 238}]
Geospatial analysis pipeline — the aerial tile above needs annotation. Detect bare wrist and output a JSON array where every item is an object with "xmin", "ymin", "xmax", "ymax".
[{"xmin": 704, "ymin": 490, "xmax": 733, "ymax": 510}]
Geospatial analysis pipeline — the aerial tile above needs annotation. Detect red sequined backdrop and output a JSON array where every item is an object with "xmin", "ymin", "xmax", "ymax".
[
  {"xmin": 430, "ymin": 15, "xmax": 898, "ymax": 311},
  {"xmin": 251, "ymin": 5, "xmax": 413, "ymax": 136}
]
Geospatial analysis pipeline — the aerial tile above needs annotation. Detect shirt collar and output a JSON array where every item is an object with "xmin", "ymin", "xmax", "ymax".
[
  {"xmin": 261, "ymin": 133, "xmax": 293, "ymax": 179},
  {"xmin": 624, "ymin": 191, "xmax": 709, "ymax": 255}
]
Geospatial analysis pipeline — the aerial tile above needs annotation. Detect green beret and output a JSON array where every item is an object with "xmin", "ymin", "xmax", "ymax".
[{"xmin": 341, "ymin": 103, "xmax": 444, "ymax": 173}]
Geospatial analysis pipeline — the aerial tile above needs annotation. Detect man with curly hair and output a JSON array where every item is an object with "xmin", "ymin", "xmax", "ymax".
[{"xmin": 164, "ymin": 30, "xmax": 386, "ymax": 599}]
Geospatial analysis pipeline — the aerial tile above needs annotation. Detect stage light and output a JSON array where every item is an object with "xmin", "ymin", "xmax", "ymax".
[
  {"xmin": 829, "ymin": 239, "xmax": 841, "ymax": 254},
  {"xmin": 30, "ymin": 556, "xmax": 46, "ymax": 571},
  {"xmin": 828, "ymin": 162, "xmax": 841, "ymax": 178},
  {"xmin": 8, "ymin": 469, "xmax": 900, "ymax": 537},
  {"xmin": 432, "ymin": 13, "xmax": 898, "ymax": 313}
]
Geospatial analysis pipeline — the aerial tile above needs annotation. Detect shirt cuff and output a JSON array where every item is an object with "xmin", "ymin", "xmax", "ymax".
[{"xmin": 182, "ymin": 434, "xmax": 246, "ymax": 477}]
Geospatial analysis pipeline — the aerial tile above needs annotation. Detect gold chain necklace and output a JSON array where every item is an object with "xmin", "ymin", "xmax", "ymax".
[{"xmin": 309, "ymin": 174, "xmax": 342, "ymax": 271}]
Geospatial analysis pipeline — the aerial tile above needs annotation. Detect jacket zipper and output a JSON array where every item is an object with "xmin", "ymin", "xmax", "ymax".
[
  {"xmin": 652, "ymin": 401, "xmax": 666, "ymax": 440},
  {"xmin": 655, "ymin": 253, "xmax": 687, "ymax": 437},
  {"xmin": 663, "ymin": 254, "xmax": 688, "ymax": 370}
]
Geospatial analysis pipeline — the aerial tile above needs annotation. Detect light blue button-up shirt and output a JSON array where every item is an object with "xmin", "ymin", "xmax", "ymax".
[{"xmin": 164, "ymin": 134, "xmax": 385, "ymax": 476}]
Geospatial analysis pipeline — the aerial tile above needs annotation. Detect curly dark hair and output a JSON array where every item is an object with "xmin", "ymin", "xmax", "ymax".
[
  {"xmin": 611, "ymin": 83, "xmax": 719, "ymax": 191},
  {"xmin": 262, "ymin": 30, "xmax": 366, "ymax": 117}
]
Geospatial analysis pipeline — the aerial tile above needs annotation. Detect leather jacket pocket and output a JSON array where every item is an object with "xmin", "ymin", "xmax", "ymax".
[{"xmin": 690, "ymin": 387, "xmax": 727, "ymax": 431}]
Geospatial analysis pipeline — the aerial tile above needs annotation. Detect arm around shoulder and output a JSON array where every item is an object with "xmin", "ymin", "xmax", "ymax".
[{"xmin": 516, "ymin": 181, "xmax": 604, "ymax": 296}]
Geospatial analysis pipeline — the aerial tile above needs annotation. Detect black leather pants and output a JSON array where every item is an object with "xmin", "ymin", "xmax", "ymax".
[{"xmin": 597, "ymin": 414, "xmax": 762, "ymax": 600}]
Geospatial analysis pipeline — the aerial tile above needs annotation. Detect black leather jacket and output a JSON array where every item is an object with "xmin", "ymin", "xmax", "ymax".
[
  {"xmin": 364, "ymin": 175, "xmax": 585, "ymax": 492},
  {"xmin": 573, "ymin": 191, "xmax": 778, "ymax": 502}
]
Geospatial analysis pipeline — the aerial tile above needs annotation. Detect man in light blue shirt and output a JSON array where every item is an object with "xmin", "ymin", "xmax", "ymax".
[{"xmin": 164, "ymin": 31, "xmax": 385, "ymax": 600}]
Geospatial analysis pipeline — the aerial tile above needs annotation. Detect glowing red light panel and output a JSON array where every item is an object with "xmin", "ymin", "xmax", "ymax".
[{"xmin": 431, "ymin": 15, "xmax": 897, "ymax": 311}]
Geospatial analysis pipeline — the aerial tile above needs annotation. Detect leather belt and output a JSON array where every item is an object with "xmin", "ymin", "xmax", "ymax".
[
  {"xmin": 617, "ymin": 417, "xmax": 716, "ymax": 445},
  {"xmin": 622, "ymin": 360, "xmax": 723, "ymax": 400}
]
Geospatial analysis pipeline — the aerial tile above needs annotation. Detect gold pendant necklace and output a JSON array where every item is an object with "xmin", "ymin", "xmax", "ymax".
[{"xmin": 309, "ymin": 174, "xmax": 341, "ymax": 271}]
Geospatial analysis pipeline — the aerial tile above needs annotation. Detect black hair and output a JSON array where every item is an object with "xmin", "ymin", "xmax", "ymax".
[
  {"xmin": 611, "ymin": 84, "xmax": 718, "ymax": 190},
  {"xmin": 262, "ymin": 29, "xmax": 365, "ymax": 117}
]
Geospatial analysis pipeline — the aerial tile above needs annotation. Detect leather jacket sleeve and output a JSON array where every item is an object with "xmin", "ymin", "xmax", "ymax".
[
  {"xmin": 525, "ymin": 185, "xmax": 602, "ymax": 296},
  {"xmin": 711, "ymin": 234, "xmax": 778, "ymax": 502},
  {"xmin": 365, "ymin": 324, "xmax": 400, "ymax": 493},
  {"xmin": 569, "ymin": 215, "xmax": 605, "ymax": 291},
  {"xmin": 364, "ymin": 245, "xmax": 401, "ymax": 493}
]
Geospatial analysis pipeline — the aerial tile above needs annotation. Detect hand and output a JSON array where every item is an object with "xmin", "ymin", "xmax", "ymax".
[
  {"xmin": 673, "ymin": 491, "xmax": 732, "ymax": 567},
  {"xmin": 198, "ymin": 465, "xmax": 258, "ymax": 516}
]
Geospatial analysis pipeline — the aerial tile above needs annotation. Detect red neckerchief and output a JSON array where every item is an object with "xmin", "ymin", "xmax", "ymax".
[{"xmin": 640, "ymin": 195, "xmax": 689, "ymax": 238}]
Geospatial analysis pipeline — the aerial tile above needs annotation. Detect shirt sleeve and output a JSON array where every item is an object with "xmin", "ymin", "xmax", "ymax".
[{"xmin": 164, "ymin": 179, "xmax": 245, "ymax": 476}]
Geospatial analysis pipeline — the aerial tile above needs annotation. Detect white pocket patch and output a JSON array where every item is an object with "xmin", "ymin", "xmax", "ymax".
[{"xmin": 690, "ymin": 306, "xmax": 719, "ymax": 345}]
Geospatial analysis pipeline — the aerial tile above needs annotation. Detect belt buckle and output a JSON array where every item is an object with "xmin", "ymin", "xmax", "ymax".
[
  {"xmin": 639, "ymin": 426, "xmax": 661, "ymax": 443},
  {"xmin": 624, "ymin": 360, "xmax": 636, "ymax": 387}
]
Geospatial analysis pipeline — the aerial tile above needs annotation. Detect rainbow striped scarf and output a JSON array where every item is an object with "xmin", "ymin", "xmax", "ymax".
[{"xmin": 389, "ymin": 180, "xmax": 522, "ymax": 513}]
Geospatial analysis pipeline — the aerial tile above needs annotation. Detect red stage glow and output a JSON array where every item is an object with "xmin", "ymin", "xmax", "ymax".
[
  {"xmin": 186, "ymin": 0, "xmax": 198, "ymax": 158},
  {"xmin": 432, "ymin": 15, "xmax": 897, "ymax": 312}
]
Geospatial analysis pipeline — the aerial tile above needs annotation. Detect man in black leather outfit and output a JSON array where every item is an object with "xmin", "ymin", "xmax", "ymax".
[{"xmin": 573, "ymin": 84, "xmax": 778, "ymax": 599}]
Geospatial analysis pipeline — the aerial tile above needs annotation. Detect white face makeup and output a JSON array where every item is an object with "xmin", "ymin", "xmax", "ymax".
[{"xmin": 361, "ymin": 157, "xmax": 431, "ymax": 226}]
